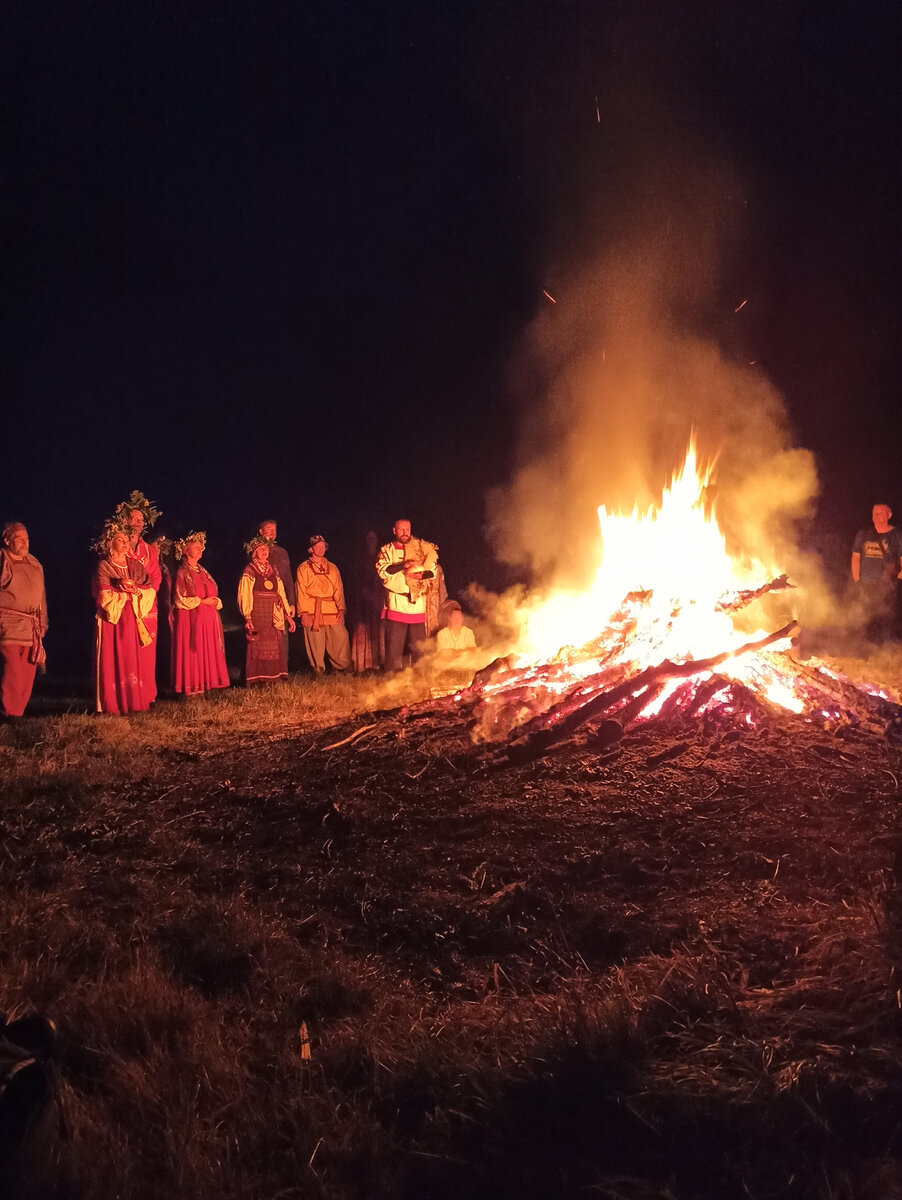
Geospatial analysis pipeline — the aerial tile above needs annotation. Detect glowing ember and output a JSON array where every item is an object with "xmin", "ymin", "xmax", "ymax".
[{"xmin": 469, "ymin": 440, "xmax": 897, "ymax": 744}]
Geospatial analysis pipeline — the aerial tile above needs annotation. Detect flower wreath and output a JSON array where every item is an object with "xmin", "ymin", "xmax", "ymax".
[
  {"xmin": 174, "ymin": 531, "xmax": 207, "ymax": 561},
  {"xmin": 91, "ymin": 517, "xmax": 132, "ymax": 553}
]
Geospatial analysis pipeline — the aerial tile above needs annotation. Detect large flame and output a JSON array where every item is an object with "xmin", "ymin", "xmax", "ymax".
[
  {"xmin": 470, "ymin": 439, "xmax": 825, "ymax": 740},
  {"xmin": 468, "ymin": 438, "xmax": 899, "ymax": 746},
  {"xmin": 518, "ymin": 438, "xmax": 775, "ymax": 667}
]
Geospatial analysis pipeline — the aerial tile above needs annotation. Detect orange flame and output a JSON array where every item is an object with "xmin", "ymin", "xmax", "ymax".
[
  {"xmin": 497, "ymin": 438, "xmax": 808, "ymax": 720},
  {"xmin": 519, "ymin": 438, "xmax": 775, "ymax": 665}
]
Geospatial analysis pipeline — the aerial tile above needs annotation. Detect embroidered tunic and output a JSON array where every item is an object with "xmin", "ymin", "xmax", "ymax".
[{"xmin": 237, "ymin": 562, "xmax": 291, "ymax": 683}]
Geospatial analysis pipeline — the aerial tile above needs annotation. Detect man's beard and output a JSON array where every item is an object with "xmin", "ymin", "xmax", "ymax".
[{"xmin": 396, "ymin": 533, "xmax": 411, "ymax": 544}]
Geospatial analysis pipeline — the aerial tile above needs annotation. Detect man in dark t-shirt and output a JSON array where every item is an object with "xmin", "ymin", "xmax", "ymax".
[{"xmin": 851, "ymin": 503, "xmax": 902, "ymax": 641}]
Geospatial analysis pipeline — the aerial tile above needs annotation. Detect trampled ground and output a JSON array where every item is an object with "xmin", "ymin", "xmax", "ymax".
[{"xmin": 2, "ymin": 666, "xmax": 902, "ymax": 1199}]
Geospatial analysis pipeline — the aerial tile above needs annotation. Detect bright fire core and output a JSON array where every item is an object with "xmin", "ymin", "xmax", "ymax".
[
  {"xmin": 520, "ymin": 439, "xmax": 778, "ymax": 667},
  {"xmin": 470, "ymin": 439, "xmax": 826, "ymax": 743}
]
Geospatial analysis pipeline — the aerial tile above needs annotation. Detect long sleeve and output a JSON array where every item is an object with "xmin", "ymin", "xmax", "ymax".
[
  {"xmin": 276, "ymin": 578, "xmax": 292, "ymax": 620},
  {"xmin": 174, "ymin": 566, "xmax": 202, "ymax": 611},
  {"xmin": 0, "ymin": 553, "xmax": 48, "ymax": 642},
  {"xmin": 97, "ymin": 588, "xmax": 128, "ymax": 624},
  {"xmin": 39, "ymin": 567, "xmax": 48, "ymax": 635},
  {"xmin": 237, "ymin": 572, "xmax": 255, "ymax": 620},
  {"xmin": 376, "ymin": 545, "xmax": 408, "ymax": 595},
  {"xmin": 295, "ymin": 563, "xmax": 314, "ymax": 615},
  {"xmin": 133, "ymin": 588, "xmax": 156, "ymax": 619},
  {"xmin": 332, "ymin": 565, "xmax": 346, "ymax": 611}
]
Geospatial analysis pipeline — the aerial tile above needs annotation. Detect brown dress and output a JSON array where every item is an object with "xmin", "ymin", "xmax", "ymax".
[{"xmin": 240, "ymin": 563, "xmax": 289, "ymax": 684}]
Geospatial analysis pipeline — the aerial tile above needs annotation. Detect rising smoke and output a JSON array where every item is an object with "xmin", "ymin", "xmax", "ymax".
[
  {"xmin": 475, "ymin": 4, "xmax": 829, "ymax": 627},
  {"xmin": 488, "ymin": 183, "xmax": 820, "ymax": 592}
]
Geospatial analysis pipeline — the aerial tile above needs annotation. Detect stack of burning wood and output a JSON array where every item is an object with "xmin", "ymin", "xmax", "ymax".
[{"xmin": 448, "ymin": 574, "xmax": 897, "ymax": 762}]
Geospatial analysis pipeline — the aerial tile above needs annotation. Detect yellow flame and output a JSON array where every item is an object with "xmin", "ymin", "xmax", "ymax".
[
  {"xmin": 481, "ymin": 437, "xmax": 818, "ymax": 721},
  {"xmin": 517, "ymin": 438, "xmax": 773, "ymax": 667}
]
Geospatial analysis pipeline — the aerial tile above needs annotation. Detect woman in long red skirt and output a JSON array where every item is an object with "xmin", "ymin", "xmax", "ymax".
[
  {"xmin": 93, "ymin": 525, "xmax": 156, "ymax": 714},
  {"xmin": 171, "ymin": 532, "xmax": 230, "ymax": 696},
  {"xmin": 238, "ymin": 537, "xmax": 295, "ymax": 684}
]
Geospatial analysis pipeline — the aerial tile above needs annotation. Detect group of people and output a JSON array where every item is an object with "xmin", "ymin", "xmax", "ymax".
[
  {"xmin": 91, "ymin": 494, "xmax": 230, "ymax": 715},
  {"xmin": 238, "ymin": 516, "xmax": 473, "ymax": 682},
  {"xmin": 0, "ymin": 493, "xmax": 478, "ymax": 719}
]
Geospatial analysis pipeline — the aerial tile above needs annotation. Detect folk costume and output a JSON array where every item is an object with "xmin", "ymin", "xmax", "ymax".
[
  {"xmin": 93, "ymin": 555, "xmax": 156, "ymax": 715},
  {"xmin": 238, "ymin": 555, "xmax": 292, "ymax": 684},
  {"xmin": 114, "ymin": 491, "xmax": 163, "ymax": 705},
  {"xmin": 0, "ymin": 545, "xmax": 48, "ymax": 717},
  {"xmin": 376, "ymin": 535, "xmax": 439, "ymax": 671},
  {"xmin": 295, "ymin": 539, "xmax": 352, "ymax": 673},
  {"xmin": 128, "ymin": 536, "xmax": 162, "ymax": 705},
  {"xmin": 172, "ymin": 548, "xmax": 229, "ymax": 696}
]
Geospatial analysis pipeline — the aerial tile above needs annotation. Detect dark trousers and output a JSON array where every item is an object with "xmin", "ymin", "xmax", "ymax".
[
  {"xmin": 861, "ymin": 579, "xmax": 898, "ymax": 643},
  {"xmin": 383, "ymin": 619, "xmax": 426, "ymax": 671}
]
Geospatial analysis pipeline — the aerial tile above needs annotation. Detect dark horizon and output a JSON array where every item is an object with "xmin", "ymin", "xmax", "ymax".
[{"xmin": 5, "ymin": 0, "xmax": 901, "ymax": 671}]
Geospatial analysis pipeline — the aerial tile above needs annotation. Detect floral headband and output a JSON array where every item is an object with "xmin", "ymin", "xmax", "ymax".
[
  {"xmin": 91, "ymin": 518, "xmax": 131, "ymax": 553},
  {"xmin": 174, "ymin": 531, "xmax": 207, "ymax": 560}
]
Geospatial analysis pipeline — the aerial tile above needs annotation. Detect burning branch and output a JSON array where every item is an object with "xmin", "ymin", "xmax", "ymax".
[
  {"xmin": 501, "ymin": 622, "xmax": 800, "ymax": 765},
  {"xmin": 716, "ymin": 575, "xmax": 795, "ymax": 614}
]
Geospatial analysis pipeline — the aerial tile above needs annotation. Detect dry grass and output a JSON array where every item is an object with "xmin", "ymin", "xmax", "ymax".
[
  {"xmin": 0, "ymin": 672, "xmax": 440, "ymax": 788},
  {"xmin": 2, "ymin": 662, "xmax": 902, "ymax": 1198}
]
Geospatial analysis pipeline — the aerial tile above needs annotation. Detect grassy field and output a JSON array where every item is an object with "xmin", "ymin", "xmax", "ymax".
[{"xmin": 3, "ymin": 662, "xmax": 902, "ymax": 1199}]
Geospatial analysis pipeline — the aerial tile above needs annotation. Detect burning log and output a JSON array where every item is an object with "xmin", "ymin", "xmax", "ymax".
[
  {"xmin": 461, "ymin": 444, "xmax": 901, "ymax": 758},
  {"xmin": 500, "ymin": 622, "xmax": 800, "ymax": 766},
  {"xmin": 716, "ymin": 574, "xmax": 794, "ymax": 614}
]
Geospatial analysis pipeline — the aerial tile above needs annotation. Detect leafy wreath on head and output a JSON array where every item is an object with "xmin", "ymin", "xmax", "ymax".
[
  {"xmin": 244, "ymin": 535, "xmax": 269, "ymax": 557},
  {"xmin": 114, "ymin": 490, "xmax": 162, "ymax": 532},
  {"xmin": 174, "ymin": 531, "xmax": 207, "ymax": 561},
  {"xmin": 91, "ymin": 517, "xmax": 132, "ymax": 554}
]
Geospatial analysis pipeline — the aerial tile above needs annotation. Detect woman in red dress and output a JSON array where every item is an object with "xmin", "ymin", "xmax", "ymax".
[
  {"xmin": 171, "ymin": 532, "xmax": 230, "ymax": 696},
  {"xmin": 116, "ymin": 490, "xmax": 162, "ymax": 705},
  {"xmin": 238, "ymin": 537, "xmax": 295, "ymax": 685},
  {"xmin": 93, "ymin": 524, "xmax": 156, "ymax": 714}
]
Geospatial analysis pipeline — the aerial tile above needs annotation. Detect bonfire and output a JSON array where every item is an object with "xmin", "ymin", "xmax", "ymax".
[{"xmin": 462, "ymin": 441, "xmax": 897, "ymax": 755}]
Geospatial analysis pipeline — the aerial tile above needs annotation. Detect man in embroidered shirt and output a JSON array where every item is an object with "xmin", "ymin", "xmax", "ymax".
[
  {"xmin": 376, "ymin": 518, "xmax": 439, "ymax": 671},
  {"xmin": 0, "ymin": 523, "xmax": 48, "ymax": 718},
  {"xmin": 295, "ymin": 536, "xmax": 351, "ymax": 674},
  {"xmin": 851, "ymin": 503, "xmax": 902, "ymax": 642}
]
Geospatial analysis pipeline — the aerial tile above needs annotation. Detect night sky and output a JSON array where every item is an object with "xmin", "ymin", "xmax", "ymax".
[{"xmin": 5, "ymin": 1, "xmax": 901, "ymax": 667}]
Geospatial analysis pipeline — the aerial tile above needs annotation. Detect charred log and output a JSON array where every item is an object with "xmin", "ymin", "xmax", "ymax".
[
  {"xmin": 716, "ymin": 574, "xmax": 795, "ymax": 614},
  {"xmin": 499, "ymin": 622, "xmax": 800, "ymax": 765}
]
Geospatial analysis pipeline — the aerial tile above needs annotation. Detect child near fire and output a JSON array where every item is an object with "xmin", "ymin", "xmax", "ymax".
[{"xmin": 436, "ymin": 602, "xmax": 476, "ymax": 656}]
